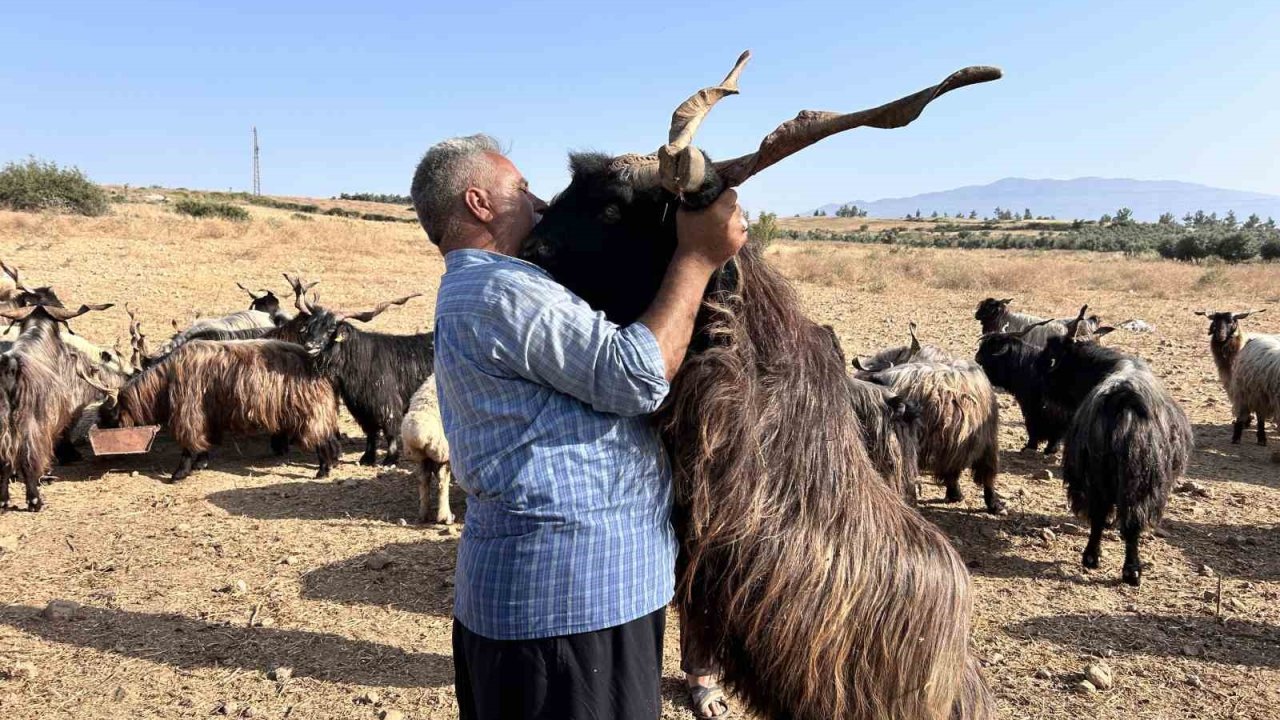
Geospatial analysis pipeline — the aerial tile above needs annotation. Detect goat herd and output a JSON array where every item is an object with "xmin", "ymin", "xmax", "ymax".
[
  {"xmin": 0, "ymin": 263, "xmax": 453, "ymax": 524},
  {"xmin": 3, "ymin": 253, "xmax": 1276, "ymax": 591}
]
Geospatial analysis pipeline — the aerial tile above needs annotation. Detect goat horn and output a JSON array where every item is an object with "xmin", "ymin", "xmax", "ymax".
[
  {"xmin": 0, "ymin": 260, "xmax": 33, "ymax": 293},
  {"xmin": 712, "ymin": 65, "xmax": 1002, "ymax": 187},
  {"xmin": 907, "ymin": 321, "xmax": 921, "ymax": 357},
  {"xmin": 0, "ymin": 305, "xmax": 37, "ymax": 321},
  {"xmin": 338, "ymin": 293, "xmax": 422, "ymax": 324},
  {"xmin": 655, "ymin": 50, "xmax": 751, "ymax": 195},
  {"xmin": 42, "ymin": 303, "xmax": 114, "ymax": 322},
  {"xmin": 75, "ymin": 365, "xmax": 118, "ymax": 402},
  {"xmin": 1065, "ymin": 304, "xmax": 1090, "ymax": 339},
  {"xmin": 1233, "ymin": 309, "xmax": 1265, "ymax": 319},
  {"xmin": 1010, "ymin": 319, "xmax": 1052, "ymax": 338},
  {"xmin": 235, "ymin": 282, "xmax": 262, "ymax": 299}
]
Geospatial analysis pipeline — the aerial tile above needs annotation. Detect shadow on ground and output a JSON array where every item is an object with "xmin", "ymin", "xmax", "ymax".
[
  {"xmin": 1008, "ymin": 612, "xmax": 1280, "ymax": 669},
  {"xmin": 0, "ymin": 604, "xmax": 453, "ymax": 688},
  {"xmin": 301, "ymin": 540, "xmax": 458, "ymax": 618}
]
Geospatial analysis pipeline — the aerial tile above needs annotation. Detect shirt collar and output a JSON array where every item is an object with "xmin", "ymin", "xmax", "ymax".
[{"xmin": 444, "ymin": 248, "xmax": 551, "ymax": 278}]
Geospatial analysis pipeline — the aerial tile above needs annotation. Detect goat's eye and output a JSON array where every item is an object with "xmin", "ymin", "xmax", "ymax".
[{"xmin": 601, "ymin": 204, "xmax": 622, "ymax": 223}]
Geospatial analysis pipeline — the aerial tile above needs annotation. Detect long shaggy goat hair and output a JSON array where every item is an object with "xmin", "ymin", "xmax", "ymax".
[
  {"xmin": 1, "ymin": 311, "xmax": 109, "ymax": 510},
  {"xmin": 1038, "ymin": 330, "xmax": 1192, "ymax": 586},
  {"xmin": 847, "ymin": 376, "xmax": 922, "ymax": 501},
  {"xmin": 856, "ymin": 359, "xmax": 1004, "ymax": 513},
  {"xmin": 101, "ymin": 339, "xmax": 340, "ymax": 481},
  {"xmin": 660, "ymin": 245, "xmax": 993, "ymax": 720}
]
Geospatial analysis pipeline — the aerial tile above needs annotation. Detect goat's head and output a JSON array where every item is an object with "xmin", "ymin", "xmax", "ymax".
[
  {"xmin": 522, "ymin": 53, "xmax": 1001, "ymax": 325},
  {"xmin": 974, "ymin": 297, "xmax": 1013, "ymax": 323},
  {"xmin": 1195, "ymin": 308, "xmax": 1263, "ymax": 346},
  {"xmin": 0, "ymin": 299, "xmax": 113, "ymax": 335},
  {"xmin": 298, "ymin": 292, "xmax": 421, "ymax": 358},
  {"xmin": 237, "ymin": 282, "xmax": 282, "ymax": 316}
]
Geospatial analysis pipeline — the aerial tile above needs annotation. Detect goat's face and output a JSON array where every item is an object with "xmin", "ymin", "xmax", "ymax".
[
  {"xmin": 249, "ymin": 291, "xmax": 281, "ymax": 317},
  {"xmin": 974, "ymin": 297, "xmax": 1011, "ymax": 323},
  {"xmin": 1199, "ymin": 310, "xmax": 1256, "ymax": 346},
  {"xmin": 520, "ymin": 152, "xmax": 724, "ymax": 326},
  {"xmin": 299, "ymin": 309, "xmax": 347, "ymax": 357},
  {"xmin": 974, "ymin": 332, "xmax": 1029, "ymax": 382}
]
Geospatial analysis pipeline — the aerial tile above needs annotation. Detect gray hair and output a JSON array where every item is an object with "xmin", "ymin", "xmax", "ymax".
[{"xmin": 410, "ymin": 134, "xmax": 502, "ymax": 245}]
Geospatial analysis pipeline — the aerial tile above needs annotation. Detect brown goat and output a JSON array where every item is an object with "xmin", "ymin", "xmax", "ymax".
[
  {"xmin": 661, "ymin": 247, "xmax": 992, "ymax": 720},
  {"xmin": 88, "ymin": 339, "xmax": 341, "ymax": 482},
  {"xmin": 1, "ymin": 301, "xmax": 114, "ymax": 511}
]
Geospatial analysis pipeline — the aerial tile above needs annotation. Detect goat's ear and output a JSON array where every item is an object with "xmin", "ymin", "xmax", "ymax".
[
  {"xmin": 1193, "ymin": 310, "xmax": 1208, "ymax": 316},
  {"xmin": 333, "ymin": 325, "xmax": 349, "ymax": 343}
]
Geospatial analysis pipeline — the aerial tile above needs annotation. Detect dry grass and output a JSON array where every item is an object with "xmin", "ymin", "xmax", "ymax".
[{"xmin": 1, "ymin": 205, "xmax": 1279, "ymax": 719}]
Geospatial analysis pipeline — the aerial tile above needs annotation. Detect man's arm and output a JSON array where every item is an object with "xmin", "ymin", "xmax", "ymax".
[{"xmin": 637, "ymin": 189, "xmax": 747, "ymax": 380}]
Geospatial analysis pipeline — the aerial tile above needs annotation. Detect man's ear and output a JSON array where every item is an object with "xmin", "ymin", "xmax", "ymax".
[{"xmin": 464, "ymin": 186, "xmax": 495, "ymax": 223}]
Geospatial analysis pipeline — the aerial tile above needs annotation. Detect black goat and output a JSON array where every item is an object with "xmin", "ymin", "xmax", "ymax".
[
  {"xmin": 297, "ymin": 291, "xmax": 429, "ymax": 465},
  {"xmin": 974, "ymin": 324, "xmax": 1075, "ymax": 454},
  {"xmin": 1035, "ymin": 307, "xmax": 1191, "ymax": 586}
]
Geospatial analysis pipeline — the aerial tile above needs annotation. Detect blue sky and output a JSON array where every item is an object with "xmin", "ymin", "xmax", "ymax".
[{"xmin": 3, "ymin": 1, "xmax": 1278, "ymax": 215}]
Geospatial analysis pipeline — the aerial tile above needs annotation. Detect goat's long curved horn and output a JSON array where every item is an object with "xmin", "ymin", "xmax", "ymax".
[
  {"xmin": 339, "ymin": 293, "xmax": 422, "ymax": 324},
  {"xmin": 235, "ymin": 282, "xmax": 263, "ymax": 300},
  {"xmin": 75, "ymin": 365, "xmax": 120, "ymax": 405},
  {"xmin": 713, "ymin": 65, "xmax": 1002, "ymax": 187},
  {"xmin": 907, "ymin": 321, "xmax": 921, "ymax": 357},
  {"xmin": 0, "ymin": 305, "xmax": 37, "ymax": 321},
  {"xmin": 1064, "ymin": 304, "xmax": 1090, "ymax": 339},
  {"xmin": 1010, "ymin": 319, "xmax": 1053, "ymax": 338},
  {"xmin": 0, "ymin": 260, "xmax": 33, "ymax": 293},
  {"xmin": 43, "ymin": 303, "xmax": 114, "ymax": 322},
  {"xmin": 1233, "ymin": 309, "xmax": 1265, "ymax": 319},
  {"xmin": 657, "ymin": 51, "xmax": 751, "ymax": 195}
]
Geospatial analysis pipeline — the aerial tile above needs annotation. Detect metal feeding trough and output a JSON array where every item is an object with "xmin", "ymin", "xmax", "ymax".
[{"xmin": 88, "ymin": 425, "xmax": 161, "ymax": 456}]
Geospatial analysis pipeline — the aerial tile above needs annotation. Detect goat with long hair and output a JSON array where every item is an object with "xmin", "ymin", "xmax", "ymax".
[{"xmin": 522, "ymin": 53, "xmax": 1001, "ymax": 720}]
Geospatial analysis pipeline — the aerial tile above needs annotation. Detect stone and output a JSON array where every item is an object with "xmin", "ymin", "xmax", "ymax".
[
  {"xmin": 1034, "ymin": 668, "xmax": 1052, "ymax": 680},
  {"xmin": 268, "ymin": 666, "xmax": 293, "ymax": 682},
  {"xmin": 1197, "ymin": 564, "xmax": 1215, "ymax": 578},
  {"xmin": 1038, "ymin": 469, "xmax": 1054, "ymax": 481},
  {"xmin": 41, "ymin": 599, "xmax": 82, "ymax": 621},
  {"xmin": 282, "ymin": 556, "xmax": 297, "ymax": 566},
  {"xmin": 357, "ymin": 691, "xmax": 381, "ymax": 706},
  {"xmin": 1084, "ymin": 663, "xmax": 1113, "ymax": 691},
  {"xmin": 380, "ymin": 711, "xmax": 405, "ymax": 720},
  {"xmin": 112, "ymin": 685, "xmax": 128, "ymax": 702},
  {"xmin": 1186, "ymin": 673, "xmax": 1204, "ymax": 689},
  {"xmin": 1039, "ymin": 528, "xmax": 1056, "ymax": 544},
  {"xmin": 1074, "ymin": 680, "xmax": 1097, "ymax": 695},
  {"xmin": 219, "ymin": 580, "xmax": 249, "ymax": 595},
  {"xmin": 0, "ymin": 535, "xmax": 18, "ymax": 555},
  {"xmin": 1182, "ymin": 643, "xmax": 1204, "ymax": 658},
  {"xmin": 365, "ymin": 553, "xmax": 392, "ymax": 571}
]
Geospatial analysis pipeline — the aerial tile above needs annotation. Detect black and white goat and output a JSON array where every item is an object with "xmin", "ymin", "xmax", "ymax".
[
  {"xmin": 974, "ymin": 297, "xmax": 1101, "ymax": 346},
  {"xmin": 1196, "ymin": 309, "xmax": 1278, "ymax": 445}
]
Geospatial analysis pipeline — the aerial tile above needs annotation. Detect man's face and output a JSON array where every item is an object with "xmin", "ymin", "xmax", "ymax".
[{"xmin": 485, "ymin": 152, "xmax": 548, "ymax": 256}]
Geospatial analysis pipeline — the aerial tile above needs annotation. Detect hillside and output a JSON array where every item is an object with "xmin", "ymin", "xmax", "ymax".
[{"xmin": 814, "ymin": 177, "xmax": 1280, "ymax": 222}]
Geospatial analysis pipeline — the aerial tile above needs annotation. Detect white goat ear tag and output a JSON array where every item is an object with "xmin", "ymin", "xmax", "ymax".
[{"xmin": 334, "ymin": 334, "xmax": 345, "ymax": 343}]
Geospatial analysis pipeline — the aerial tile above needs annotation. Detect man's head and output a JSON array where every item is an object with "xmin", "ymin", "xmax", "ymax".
[{"xmin": 410, "ymin": 134, "xmax": 547, "ymax": 255}]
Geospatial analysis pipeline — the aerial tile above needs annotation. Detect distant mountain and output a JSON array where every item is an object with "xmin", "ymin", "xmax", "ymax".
[{"xmin": 814, "ymin": 177, "xmax": 1280, "ymax": 222}]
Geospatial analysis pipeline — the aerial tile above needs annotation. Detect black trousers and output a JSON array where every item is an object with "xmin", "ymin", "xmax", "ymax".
[{"xmin": 453, "ymin": 610, "xmax": 665, "ymax": 720}]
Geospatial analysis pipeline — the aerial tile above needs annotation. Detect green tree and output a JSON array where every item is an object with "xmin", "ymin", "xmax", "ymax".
[
  {"xmin": 1023, "ymin": 208, "xmax": 1033, "ymax": 220},
  {"xmin": 749, "ymin": 211, "xmax": 779, "ymax": 247},
  {"xmin": 1158, "ymin": 212, "xmax": 1176, "ymax": 225}
]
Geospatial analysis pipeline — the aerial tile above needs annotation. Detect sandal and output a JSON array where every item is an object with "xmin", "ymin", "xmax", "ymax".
[{"xmin": 688, "ymin": 683, "xmax": 733, "ymax": 719}]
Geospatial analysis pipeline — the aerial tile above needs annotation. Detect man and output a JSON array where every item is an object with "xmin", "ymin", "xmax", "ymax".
[{"xmin": 411, "ymin": 135, "xmax": 745, "ymax": 720}]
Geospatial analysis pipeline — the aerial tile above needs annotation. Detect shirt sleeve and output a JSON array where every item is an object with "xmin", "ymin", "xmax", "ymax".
[{"xmin": 489, "ymin": 275, "xmax": 671, "ymax": 417}]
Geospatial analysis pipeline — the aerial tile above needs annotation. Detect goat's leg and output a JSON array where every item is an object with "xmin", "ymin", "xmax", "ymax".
[
  {"xmin": 941, "ymin": 471, "xmax": 964, "ymax": 503},
  {"xmin": 194, "ymin": 452, "xmax": 210, "ymax": 470},
  {"xmin": 1, "ymin": 472, "xmax": 11, "ymax": 510},
  {"xmin": 358, "ymin": 428, "xmax": 379, "ymax": 466},
  {"xmin": 1257, "ymin": 412, "xmax": 1268, "ymax": 446},
  {"xmin": 1020, "ymin": 403, "xmax": 1042, "ymax": 453},
  {"xmin": 1082, "ymin": 504, "xmax": 1109, "ymax": 571},
  {"xmin": 315, "ymin": 436, "xmax": 339, "ymax": 479},
  {"xmin": 1231, "ymin": 411, "xmax": 1248, "ymax": 444},
  {"xmin": 23, "ymin": 472, "xmax": 43, "ymax": 512},
  {"xmin": 972, "ymin": 451, "xmax": 1006, "ymax": 515},
  {"xmin": 420, "ymin": 458, "xmax": 453, "ymax": 524},
  {"xmin": 1119, "ymin": 508, "xmax": 1144, "ymax": 586},
  {"xmin": 169, "ymin": 450, "xmax": 196, "ymax": 483}
]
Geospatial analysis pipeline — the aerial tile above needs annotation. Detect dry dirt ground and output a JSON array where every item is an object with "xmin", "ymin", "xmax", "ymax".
[{"xmin": 1, "ymin": 203, "xmax": 1279, "ymax": 719}]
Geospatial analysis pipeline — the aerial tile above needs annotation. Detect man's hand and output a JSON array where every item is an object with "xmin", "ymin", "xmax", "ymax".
[
  {"xmin": 637, "ymin": 190, "xmax": 749, "ymax": 381},
  {"xmin": 675, "ymin": 189, "xmax": 748, "ymax": 270}
]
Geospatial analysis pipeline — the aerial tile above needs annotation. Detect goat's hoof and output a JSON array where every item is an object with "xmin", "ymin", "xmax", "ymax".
[
  {"xmin": 315, "ymin": 469, "xmax": 331, "ymax": 480},
  {"xmin": 1230, "ymin": 438, "xmax": 1241, "ymax": 445},
  {"xmin": 986, "ymin": 502, "xmax": 1008, "ymax": 516},
  {"xmin": 380, "ymin": 455, "xmax": 400, "ymax": 467},
  {"xmin": 1044, "ymin": 444, "xmax": 1061, "ymax": 456},
  {"xmin": 357, "ymin": 454, "xmax": 377, "ymax": 467},
  {"xmin": 27, "ymin": 500, "xmax": 43, "ymax": 513},
  {"xmin": 1082, "ymin": 552, "xmax": 1100, "ymax": 570},
  {"xmin": 436, "ymin": 513, "xmax": 456, "ymax": 525},
  {"xmin": 1122, "ymin": 566, "xmax": 1142, "ymax": 586},
  {"xmin": 943, "ymin": 492, "xmax": 964, "ymax": 503}
]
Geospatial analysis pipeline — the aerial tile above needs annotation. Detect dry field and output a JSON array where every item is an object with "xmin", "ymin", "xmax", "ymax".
[{"xmin": 1, "ymin": 201, "xmax": 1279, "ymax": 720}]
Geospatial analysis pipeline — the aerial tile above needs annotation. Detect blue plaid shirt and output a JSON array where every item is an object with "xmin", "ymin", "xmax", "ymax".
[{"xmin": 434, "ymin": 249, "xmax": 677, "ymax": 641}]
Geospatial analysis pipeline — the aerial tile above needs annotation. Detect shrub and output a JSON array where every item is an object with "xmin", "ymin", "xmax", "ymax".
[
  {"xmin": 173, "ymin": 198, "xmax": 250, "ymax": 221},
  {"xmin": 291, "ymin": 212, "xmax": 314, "ymax": 221},
  {"xmin": 1213, "ymin": 232, "xmax": 1259, "ymax": 263},
  {"xmin": 1261, "ymin": 237, "xmax": 1280, "ymax": 261},
  {"xmin": 0, "ymin": 157, "xmax": 110, "ymax": 216}
]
